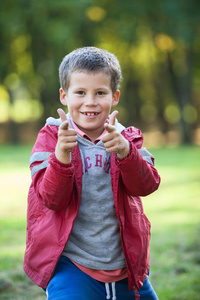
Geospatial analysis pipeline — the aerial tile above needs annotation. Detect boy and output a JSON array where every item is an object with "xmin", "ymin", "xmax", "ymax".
[{"xmin": 24, "ymin": 47, "xmax": 161, "ymax": 299}]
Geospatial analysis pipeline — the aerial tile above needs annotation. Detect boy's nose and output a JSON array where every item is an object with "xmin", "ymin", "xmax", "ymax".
[{"xmin": 85, "ymin": 96, "xmax": 97, "ymax": 106}]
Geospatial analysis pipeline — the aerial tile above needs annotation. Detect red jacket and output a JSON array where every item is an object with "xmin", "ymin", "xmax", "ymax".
[{"xmin": 23, "ymin": 122, "xmax": 160, "ymax": 294}]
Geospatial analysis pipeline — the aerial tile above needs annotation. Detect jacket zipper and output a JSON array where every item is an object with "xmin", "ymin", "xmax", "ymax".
[{"xmin": 112, "ymin": 153, "xmax": 139, "ymax": 297}]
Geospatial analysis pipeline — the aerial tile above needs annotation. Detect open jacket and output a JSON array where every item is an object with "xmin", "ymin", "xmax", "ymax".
[{"xmin": 23, "ymin": 117, "xmax": 160, "ymax": 295}]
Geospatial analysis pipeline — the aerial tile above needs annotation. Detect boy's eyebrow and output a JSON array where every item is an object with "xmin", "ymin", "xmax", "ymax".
[
  {"xmin": 72, "ymin": 86, "xmax": 110, "ymax": 90},
  {"xmin": 95, "ymin": 86, "xmax": 110, "ymax": 90}
]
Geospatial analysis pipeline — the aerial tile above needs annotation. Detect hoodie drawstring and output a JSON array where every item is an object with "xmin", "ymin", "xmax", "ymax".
[
  {"xmin": 111, "ymin": 282, "xmax": 116, "ymax": 300},
  {"xmin": 105, "ymin": 282, "xmax": 116, "ymax": 300},
  {"xmin": 105, "ymin": 283, "xmax": 110, "ymax": 299}
]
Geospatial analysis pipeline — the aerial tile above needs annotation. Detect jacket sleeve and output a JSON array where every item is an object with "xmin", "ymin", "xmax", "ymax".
[
  {"xmin": 30, "ymin": 125, "xmax": 75, "ymax": 211},
  {"xmin": 115, "ymin": 127, "xmax": 161, "ymax": 197}
]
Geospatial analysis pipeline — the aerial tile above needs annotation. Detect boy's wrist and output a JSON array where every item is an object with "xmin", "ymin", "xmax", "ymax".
[
  {"xmin": 117, "ymin": 141, "xmax": 130, "ymax": 159},
  {"xmin": 55, "ymin": 145, "xmax": 72, "ymax": 164},
  {"xmin": 56, "ymin": 153, "xmax": 71, "ymax": 165}
]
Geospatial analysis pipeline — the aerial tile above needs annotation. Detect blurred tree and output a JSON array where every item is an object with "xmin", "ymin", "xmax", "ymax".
[
  {"xmin": 149, "ymin": 0, "xmax": 200, "ymax": 143},
  {"xmin": 0, "ymin": 0, "xmax": 94, "ymax": 143},
  {"xmin": 95, "ymin": 0, "xmax": 200, "ymax": 143},
  {"xmin": 0, "ymin": 0, "xmax": 200, "ymax": 144}
]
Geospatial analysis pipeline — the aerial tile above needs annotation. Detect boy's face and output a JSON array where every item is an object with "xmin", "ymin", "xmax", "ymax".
[{"xmin": 60, "ymin": 71, "xmax": 120, "ymax": 141}]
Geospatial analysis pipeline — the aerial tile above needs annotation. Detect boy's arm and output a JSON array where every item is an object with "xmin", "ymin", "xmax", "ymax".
[
  {"xmin": 30, "ymin": 124, "xmax": 76, "ymax": 211},
  {"xmin": 102, "ymin": 111, "xmax": 160, "ymax": 196},
  {"xmin": 115, "ymin": 129, "xmax": 160, "ymax": 197}
]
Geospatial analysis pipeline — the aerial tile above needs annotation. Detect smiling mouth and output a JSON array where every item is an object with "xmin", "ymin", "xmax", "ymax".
[{"xmin": 82, "ymin": 112, "xmax": 100, "ymax": 116}]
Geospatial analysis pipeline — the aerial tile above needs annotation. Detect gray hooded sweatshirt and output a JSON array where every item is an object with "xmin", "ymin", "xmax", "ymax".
[{"xmin": 62, "ymin": 115, "xmax": 126, "ymax": 270}]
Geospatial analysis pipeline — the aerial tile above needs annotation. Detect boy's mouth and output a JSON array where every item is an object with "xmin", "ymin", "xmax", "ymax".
[{"xmin": 81, "ymin": 112, "xmax": 100, "ymax": 116}]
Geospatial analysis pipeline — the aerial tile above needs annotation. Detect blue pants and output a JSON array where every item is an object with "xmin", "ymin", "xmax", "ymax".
[{"xmin": 46, "ymin": 256, "xmax": 159, "ymax": 300}]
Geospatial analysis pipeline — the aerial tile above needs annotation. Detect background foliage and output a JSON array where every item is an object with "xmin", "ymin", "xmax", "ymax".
[{"xmin": 0, "ymin": 0, "xmax": 200, "ymax": 144}]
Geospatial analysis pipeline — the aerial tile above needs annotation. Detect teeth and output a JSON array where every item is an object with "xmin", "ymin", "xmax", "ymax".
[{"xmin": 84, "ymin": 112, "xmax": 98, "ymax": 116}]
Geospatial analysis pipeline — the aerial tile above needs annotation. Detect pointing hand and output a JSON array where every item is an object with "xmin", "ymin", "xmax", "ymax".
[
  {"xmin": 55, "ymin": 108, "xmax": 78, "ymax": 164},
  {"xmin": 101, "ymin": 110, "xmax": 130, "ymax": 159}
]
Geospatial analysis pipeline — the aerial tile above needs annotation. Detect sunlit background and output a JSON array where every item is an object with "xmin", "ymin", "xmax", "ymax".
[{"xmin": 0, "ymin": 0, "xmax": 200, "ymax": 146}]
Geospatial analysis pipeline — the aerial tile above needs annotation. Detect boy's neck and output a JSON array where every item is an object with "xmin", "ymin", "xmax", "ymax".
[{"xmin": 70, "ymin": 119, "xmax": 107, "ymax": 143}]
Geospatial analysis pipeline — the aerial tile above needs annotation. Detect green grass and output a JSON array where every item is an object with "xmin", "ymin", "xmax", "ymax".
[
  {"xmin": 143, "ymin": 146, "xmax": 200, "ymax": 299},
  {"xmin": 0, "ymin": 145, "xmax": 45, "ymax": 299},
  {"xmin": 0, "ymin": 145, "xmax": 200, "ymax": 299}
]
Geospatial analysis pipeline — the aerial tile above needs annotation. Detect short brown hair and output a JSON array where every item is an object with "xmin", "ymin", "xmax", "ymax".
[{"xmin": 59, "ymin": 47, "xmax": 122, "ymax": 94}]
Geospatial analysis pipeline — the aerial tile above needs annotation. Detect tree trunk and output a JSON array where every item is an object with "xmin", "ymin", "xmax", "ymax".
[
  {"xmin": 167, "ymin": 46, "xmax": 193, "ymax": 144},
  {"xmin": 8, "ymin": 90, "xmax": 20, "ymax": 144}
]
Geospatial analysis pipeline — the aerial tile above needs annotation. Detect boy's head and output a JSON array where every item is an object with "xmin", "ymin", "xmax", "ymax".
[{"xmin": 59, "ymin": 47, "xmax": 122, "ymax": 94}]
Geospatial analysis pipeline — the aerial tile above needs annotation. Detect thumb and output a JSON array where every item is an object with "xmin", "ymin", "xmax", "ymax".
[
  {"xmin": 104, "ymin": 110, "xmax": 118, "ymax": 133},
  {"xmin": 57, "ymin": 108, "xmax": 68, "ymax": 124},
  {"xmin": 109, "ymin": 110, "xmax": 118, "ymax": 126}
]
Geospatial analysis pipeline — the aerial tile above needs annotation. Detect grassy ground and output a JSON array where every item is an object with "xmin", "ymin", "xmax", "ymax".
[
  {"xmin": 0, "ymin": 145, "xmax": 200, "ymax": 299},
  {"xmin": 143, "ymin": 147, "xmax": 200, "ymax": 299}
]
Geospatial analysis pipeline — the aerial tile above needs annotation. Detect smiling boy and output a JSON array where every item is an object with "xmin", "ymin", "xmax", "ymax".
[
  {"xmin": 24, "ymin": 47, "xmax": 161, "ymax": 300},
  {"xmin": 56, "ymin": 70, "xmax": 129, "ymax": 164}
]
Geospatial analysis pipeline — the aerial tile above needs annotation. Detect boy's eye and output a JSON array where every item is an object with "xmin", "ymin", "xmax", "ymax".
[
  {"xmin": 96, "ymin": 91, "xmax": 105, "ymax": 95},
  {"xmin": 76, "ymin": 91, "xmax": 85, "ymax": 95}
]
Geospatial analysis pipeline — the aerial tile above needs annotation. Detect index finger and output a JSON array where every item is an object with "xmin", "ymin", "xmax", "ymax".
[
  {"xmin": 57, "ymin": 108, "xmax": 68, "ymax": 124},
  {"xmin": 109, "ymin": 110, "xmax": 118, "ymax": 126}
]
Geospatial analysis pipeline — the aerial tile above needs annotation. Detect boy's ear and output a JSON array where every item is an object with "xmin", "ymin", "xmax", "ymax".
[
  {"xmin": 112, "ymin": 90, "xmax": 120, "ymax": 107},
  {"xmin": 59, "ymin": 88, "xmax": 68, "ymax": 106}
]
